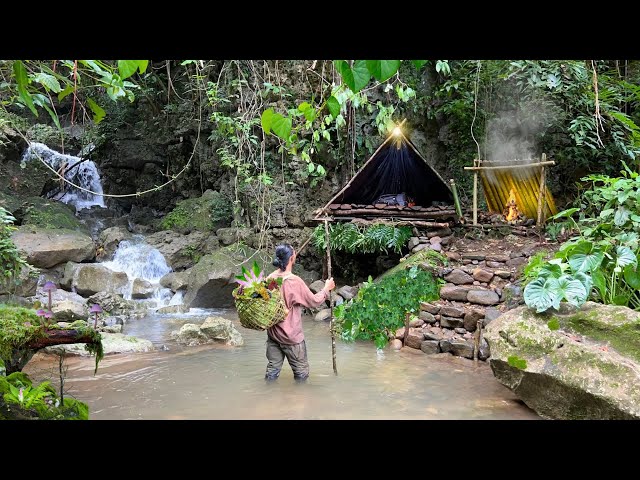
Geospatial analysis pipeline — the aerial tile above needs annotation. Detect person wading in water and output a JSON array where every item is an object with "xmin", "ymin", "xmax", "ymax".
[{"xmin": 265, "ymin": 243, "xmax": 335, "ymax": 382}]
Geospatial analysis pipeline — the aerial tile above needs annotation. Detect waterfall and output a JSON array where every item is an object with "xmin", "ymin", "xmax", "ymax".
[
  {"xmin": 102, "ymin": 235, "xmax": 175, "ymax": 307},
  {"xmin": 22, "ymin": 142, "xmax": 105, "ymax": 210}
]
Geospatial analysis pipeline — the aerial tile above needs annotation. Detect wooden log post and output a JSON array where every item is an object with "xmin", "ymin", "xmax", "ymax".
[
  {"xmin": 324, "ymin": 219, "xmax": 337, "ymax": 375},
  {"xmin": 473, "ymin": 319, "xmax": 483, "ymax": 362},
  {"xmin": 536, "ymin": 153, "xmax": 547, "ymax": 229},
  {"xmin": 402, "ymin": 312, "xmax": 410, "ymax": 346}
]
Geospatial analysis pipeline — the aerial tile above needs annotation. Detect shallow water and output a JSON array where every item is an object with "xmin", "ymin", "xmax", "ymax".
[{"xmin": 24, "ymin": 309, "xmax": 539, "ymax": 420}]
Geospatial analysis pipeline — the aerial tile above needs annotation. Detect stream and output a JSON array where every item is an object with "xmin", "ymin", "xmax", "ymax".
[{"xmin": 24, "ymin": 309, "xmax": 540, "ymax": 420}]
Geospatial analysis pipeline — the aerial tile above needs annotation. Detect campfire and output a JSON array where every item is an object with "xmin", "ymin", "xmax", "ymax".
[{"xmin": 503, "ymin": 188, "xmax": 520, "ymax": 222}]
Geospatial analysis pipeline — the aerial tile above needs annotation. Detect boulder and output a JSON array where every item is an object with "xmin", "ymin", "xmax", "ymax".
[
  {"xmin": 61, "ymin": 262, "xmax": 129, "ymax": 297},
  {"xmin": 159, "ymin": 271, "xmax": 190, "ymax": 292},
  {"xmin": 170, "ymin": 316, "xmax": 243, "ymax": 346},
  {"xmin": 182, "ymin": 245, "xmax": 271, "ymax": 308},
  {"xmin": 131, "ymin": 278, "xmax": 154, "ymax": 299},
  {"xmin": 11, "ymin": 226, "xmax": 95, "ymax": 268},
  {"xmin": 97, "ymin": 226, "xmax": 132, "ymax": 260},
  {"xmin": 145, "ymin": 230, "xmax": 220, "ymax": 270},
  {"xmin": 485, "ymin": 302, "xmax": 640, "ymax": 419}
]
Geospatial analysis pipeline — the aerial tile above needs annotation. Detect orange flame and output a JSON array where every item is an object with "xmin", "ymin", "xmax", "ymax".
[{"xmin": 505, "ymin": 188, "xmax": 519, "ymax": 222}]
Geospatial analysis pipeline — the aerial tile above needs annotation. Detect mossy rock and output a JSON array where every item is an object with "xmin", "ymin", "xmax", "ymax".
[
  {"xmin": 484, "ymin": 302, "xmax": 640, "ymax": 419},
  {"xmin": 20, "ymin": 197, "xmax": 85, "ymax": 231},
  {"xmin": 160, "ymin": 189, "xmax": 232, "ymax": 232},
  {"xmin": 183, "ymin": 243, "xmax": 272, "ymax": 308}
]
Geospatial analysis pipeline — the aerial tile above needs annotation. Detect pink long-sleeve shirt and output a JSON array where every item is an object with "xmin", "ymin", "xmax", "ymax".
[{"xmin": 266, "ymin": 272, "xmax": 328, "ymax": 345}]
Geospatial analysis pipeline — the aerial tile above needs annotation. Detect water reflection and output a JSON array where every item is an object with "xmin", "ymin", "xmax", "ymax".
[{"xmin": 24, "ymin": 309, "xmax": 539, "ymax": 420}]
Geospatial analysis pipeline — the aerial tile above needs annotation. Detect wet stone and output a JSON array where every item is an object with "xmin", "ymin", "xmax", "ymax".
[
  {"xmin": 420, "ymin": 340, "xmax": 440, "ymax": 355},
  {"xmin": 467, "ymin": 289, "xmax": 500, "ymax": 305},
  {"xmin": 420, "ymin": 302, "xmax": 440, "ymax": 314},
  {"xmin": 440, "ymin": 305, "xmax": 465, "ymax": 318}
]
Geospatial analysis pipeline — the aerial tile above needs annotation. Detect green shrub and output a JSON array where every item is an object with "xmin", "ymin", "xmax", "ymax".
[{"xmin": 334, "ymin": 265, "xmax": 441, "ymax": 348}]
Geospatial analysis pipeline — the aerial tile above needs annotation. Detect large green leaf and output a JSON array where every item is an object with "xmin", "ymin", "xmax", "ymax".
[
  {"xmin": 58, "ymin": 84, "xmax": 74, "ymax": 102},
  {"xmin": 334, "ymin": 60, "xmax": 370, "ymax": 93},
  {"xmin": 591, "ymin": 270, "xmax": 607, "ymax": 300},
  {"xmin": 13, "ymin": 60, "xmax": 37, "ymax": 116},
  {"xmin": 270, "ymin": 113, "xmax": 292, "ymax": 141},
  {"xmin": 614, "ymin": 206, "xmax": 630, "ymax": 226},
  {"xmin": 615, "ymin": 246, "xmax": 637, "ymax": 269},
  {"xmin": 623, "ymin": 263, "xmax": 640, "ymax": 290},
  {"xmin": 537, "ymin": 262, "xmax": 563, "ymax": 279},
  {"xmin": 261, "ymin": 108, "xmax": 274, "ymax": 134},
  {"xmin": 567, "ymin": 242, "xmax": 604, "ymax": 273},
  {"xmin": 326, "ymin": 96, "xmax": 340, "ymax": 119},
  {"xmin": 298, "ymin": 102, "xmax": 316, "ymax": 122},
  {"xmin": 32, "ymin": 72, "xmax": 62, "ymax": 93},
  {"xmin": 366, "ymin": 60, "xmax": 401, "ymax": 82},
  {"xmin": 548, "ymin": 207, "xmax": 579, "ymax": 221},
  {"xmin": 524, "ymin": 277, "xmax": 556, "ymax": 313},
  {"xmin": 118, "ymin": 60, "xmax": 145, "ymax": 80},
  {"xmin": 411, "ymin": 60, "xmax": 427, "ymax": 69},
  {"xmin": 86, "ymin": 97, "xmax": 106, "ymax": 124},
  {"xmin": 555, "ymin": 275, "xmax": 588, "ymax": 308}
]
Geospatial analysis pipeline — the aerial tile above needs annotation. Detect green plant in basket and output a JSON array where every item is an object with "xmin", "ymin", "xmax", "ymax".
[
  {"xmin": 232, "ymin": 261, "xmax": 287, "ymax": 330},
  {"xmin": 232, "ymin": 261, "xmax": 283, "ymax": 299}
]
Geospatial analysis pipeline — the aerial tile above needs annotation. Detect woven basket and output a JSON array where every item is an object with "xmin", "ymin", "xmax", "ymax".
[{"xmin": 233, "ymin": 287, "xmax": 288, "ymax": 331}]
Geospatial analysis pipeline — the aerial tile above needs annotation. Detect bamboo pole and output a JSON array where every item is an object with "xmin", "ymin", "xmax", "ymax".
[
  {"xmin": 450, "ymin": 179, "xmax": 463, "ymax": 219},
  {"xmin": 324, "ymin": 219, "xmax": 337, "ymax": 375},
  {"xmin": 464, "ymin": 161, "xmax": 555, "ymax": 171},
  {"xmin": 536, "ymin": 153, "xmax": 547, "ymax": 227},
  {"xmin": 473, "ymin": 159, "xmax": 478, "ymax": 226}
]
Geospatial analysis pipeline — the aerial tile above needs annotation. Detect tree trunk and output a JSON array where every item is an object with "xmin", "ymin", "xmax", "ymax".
[{"xmin": 4, "ymin": 329, "xmax": 98, "ymax": 375}]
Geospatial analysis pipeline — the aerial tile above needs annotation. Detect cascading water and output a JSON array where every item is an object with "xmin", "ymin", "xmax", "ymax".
[
  {"xmin": 101, "ymin": 235, "xmax": 175, "ymax": 308},
  {"xmin": 22, "ymin": 142, "xmax": 105, "ymax": 210}
]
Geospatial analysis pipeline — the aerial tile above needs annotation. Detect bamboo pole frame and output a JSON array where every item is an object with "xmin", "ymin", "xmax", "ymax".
[
  {"xmin": 536, "ymin": 153, "xmax": 547, "ymax": 228},
  {"xmin": 464, "ymin": 161, "xmax": 555, "ymax": 171},
  {"xmin": 324, "ymin": 219, "xmax": 337, "ymax": 375}
]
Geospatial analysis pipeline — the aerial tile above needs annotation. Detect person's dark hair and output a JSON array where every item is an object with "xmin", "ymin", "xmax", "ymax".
[{"xmin": 272, "ymin": 243, "xmax": 294, "ymax": 271}]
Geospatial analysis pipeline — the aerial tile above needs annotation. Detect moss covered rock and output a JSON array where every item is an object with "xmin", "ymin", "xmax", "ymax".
[
  {"xmin": 182, "ymin": 243, "xmax": 271, "ymax": 308},
  {"xmin": 160, "ymin": 189, "xmax": 232, "ymax": 232},
  {"xmin": 20, "ymin": 198, "xmax": 85, "ymax": 231},
  {"xmin": 484, "ymin": 301, "xmax": 640, "ymax": 419}
]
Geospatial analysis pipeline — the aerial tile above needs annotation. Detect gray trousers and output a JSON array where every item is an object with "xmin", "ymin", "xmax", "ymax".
[{"xmin": 265, "ymin": 336, "xmax": 309, "ymax": 381}]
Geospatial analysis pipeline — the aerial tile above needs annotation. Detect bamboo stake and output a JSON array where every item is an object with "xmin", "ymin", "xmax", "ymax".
[
  {"xmin": 324, "ymin": 219, "xmax": 337, "ymax": 375},
  {"xmin": 450, "ymin": 179, "xmax": 463, "ymax": 219},
  {"xmin": 473, "ymin": 159, "xmax": 478, "ymax": 226},
  {"xmin": 536, "ymin": 153, "xmax": 547, "ymax": 228}
]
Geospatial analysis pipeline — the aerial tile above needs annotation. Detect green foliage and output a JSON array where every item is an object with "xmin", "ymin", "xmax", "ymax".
[
  {"xmin": 507, "ymin": 355, "xmax": 528, "ymax": 370},
  {"xmin": 312, "ymin": 223, "xmax": 412, "ymax": 255},
  {"xmin": 0, "ymin": 372, "xmax": 89, "ymax": 420},
  {"xmin": 334, "ymin": 265, "xmax": 441, "ymax": 348},
  {"xmin": 0, "ymin": 304, "xmax": 103, "ymax": 375},
  {"xmin": 525, "ymin": 168, "xmax": 640, "ymax": 312},
  {"xmin": 0, "ymin": 206, "xmax": 29, "ymax": 287},
  {"xmin": 1, "ymin": 60, "xmax": 147, "ymax": 127},
  {"xmin": 0, "ymin": 304, "xmax": 45, "ymax": 365},
  {"xmin": 161, "ymin": 190, "xmax": 232, "ymax": 231}
]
